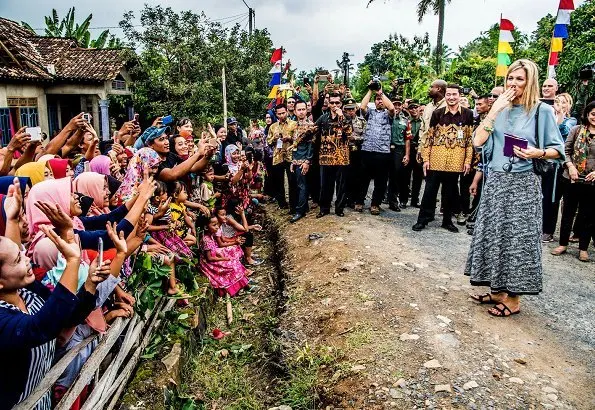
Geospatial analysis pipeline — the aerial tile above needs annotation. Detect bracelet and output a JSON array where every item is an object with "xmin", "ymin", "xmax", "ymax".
[
  {"xmin": 483, "ymin": 124, "xmax": 494, "ymax": 133},
  {"xmin": 539, "ymin": 149, "xmax": 547, "ymax": 159}
]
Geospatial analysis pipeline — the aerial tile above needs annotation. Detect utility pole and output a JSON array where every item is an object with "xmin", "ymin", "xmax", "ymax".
[{"xmin": 243, "ymin": 0, "xmax": 254, "ymax": 35}]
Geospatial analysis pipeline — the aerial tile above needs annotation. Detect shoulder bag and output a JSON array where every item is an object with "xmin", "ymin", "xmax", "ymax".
[{"xmin": 532, "ymin": 102, "xmax": 555, "ymax": 176}]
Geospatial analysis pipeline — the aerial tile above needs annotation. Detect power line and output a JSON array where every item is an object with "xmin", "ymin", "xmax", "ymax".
[
  {"xmin": 211, "ymin": 12, "xmax": 247, "ymax": 22},
  {"xmin": 220, "ymin": 14, "xmax": 249, "ymax": 26},
  {"xmin": 31, "ymin": 11, "xmax": 250, "ymax": 31}
]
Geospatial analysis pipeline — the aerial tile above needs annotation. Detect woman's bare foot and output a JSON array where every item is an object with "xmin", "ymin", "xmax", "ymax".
[
  {"xmin": 551, "ymin": 245, "xmax": 567, "ymax": 256},
  {"xmin": 167, "ymin": 286, "xmax": 180, "ymax": 295},
  {"xmin": 579, "ymin": 250, "xmax": 589, "ymax": 262},
  {"xmin": 470, "ymin": 292, "xmax": 505, "ymax": 304},
  {"xmin": 488, "ymin": 295, "xmax": 520, "ymax": 317}
]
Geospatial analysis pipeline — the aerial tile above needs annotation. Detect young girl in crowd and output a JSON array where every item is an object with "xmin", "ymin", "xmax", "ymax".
[
  {"xmin": 214, "ymin": 203, "xmax": 262, "ymax": 266},
  {"xmin": 169, "ymin": 181, "xmax": 197, "ymax": 247},
  {"xmin": 198, "ymin": 167, "xmax": 220, "ymax": 211},
  {"xmin": 199, "ymin": 215, "xmax": 249, "ymax": 297}
]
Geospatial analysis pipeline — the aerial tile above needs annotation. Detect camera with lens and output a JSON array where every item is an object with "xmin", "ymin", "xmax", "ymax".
[
  {"xmin": 579, "ymin": 61, "xmax": 595, "ymax": 81},
  {"xmin": 368, "ymin": 76, "xmax": 382, "ymax": 91},
  {"xmin": 462, "ymin": 87, "xmax": 471, "ymax": 95},
  {"xmin": 396, "ymin": 78, "xmax": 411, "ymax": 85}
]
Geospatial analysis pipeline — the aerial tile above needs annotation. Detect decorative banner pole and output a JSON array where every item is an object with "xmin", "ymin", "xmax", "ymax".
[
  {"xmin": 547, "ymin": 0, "xmax": 575, "ymax": 79},
  {"xmin": 496, "ymin": 15, "xmax": 515, "ymax": 85}
]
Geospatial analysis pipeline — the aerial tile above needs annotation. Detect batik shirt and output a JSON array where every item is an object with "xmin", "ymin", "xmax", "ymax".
[
  {"xmin": 315, "ymin": 113, "xmax": 352, "ymax": 166},
  {"xmin": 267, "ymin": 120, "xmax": 297, "ymax": 165}
]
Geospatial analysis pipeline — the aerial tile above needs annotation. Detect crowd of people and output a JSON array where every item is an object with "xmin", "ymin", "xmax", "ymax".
[{"xmin": 0, "ymin": 56, "xmax": 593, "ymax": 408}]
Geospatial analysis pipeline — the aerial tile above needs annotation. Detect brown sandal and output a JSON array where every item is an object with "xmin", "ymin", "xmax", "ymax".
[
  {"xmin": 354, "ymin": 204, "xmax": 363, "ymax": 213},
  {"xmin": 550, "ymin": 246, "xmax": 567, "ymax": 256},
  {"xmin": 579, "ymin": 251, "xmax": 590, "ymax": 262},
  {"xmin": 370, "ymin": 206, "xmax": 381, "ymax": 215}
]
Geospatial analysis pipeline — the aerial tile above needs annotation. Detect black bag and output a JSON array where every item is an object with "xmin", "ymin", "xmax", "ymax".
[{"xmin": 532, "ymin": 102, "xmax": 555, "ymax": 176}]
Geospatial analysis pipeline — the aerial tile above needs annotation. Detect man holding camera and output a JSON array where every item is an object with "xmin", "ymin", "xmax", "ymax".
[
  {"xmin": 355, "ymin": 79, "xmax": 396, "ymax": 215},
  {"xmin": 267, "ymin": 104, "xmax": 297, "ymax": 211},
  {"xmin": 413, "ymin": 84, "xmax": 474, "ymax": 233},
  {"xmin": 387, "ymin": 96, "xmax": 411, "ymax": 212},
  {"xmin": 289, "ymin": 100, "xmax": 315, "ymax": 223}
]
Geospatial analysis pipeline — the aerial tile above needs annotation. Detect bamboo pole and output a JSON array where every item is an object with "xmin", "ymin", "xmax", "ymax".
[{"xmin": 223, "ymin": 67, "xmax": 228, "ymax": 130}]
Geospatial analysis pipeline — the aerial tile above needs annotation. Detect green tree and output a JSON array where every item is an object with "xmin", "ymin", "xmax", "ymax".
[
  {"xmin": 367, "ymin": 0, "xmax": 451, "ymax": 73},
  {"xmin": 354, "ymin": 33, "xmax": 435, "ymax": 100},
  {"xmin": 120, "ymin": 5, "xmax": 274, "ymax": 126},
  {"xmin": 21, "ymin": 7, "xmax": 123, "ymax": 49}
]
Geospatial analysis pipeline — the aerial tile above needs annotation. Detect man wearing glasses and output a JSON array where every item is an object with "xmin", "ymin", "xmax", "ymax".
[
  {"xmin": 354, "ymin": 81, "xmax": 396, "ymax": 215},
  {"xmin": 488, "ymin": 87, "xmax": 504, "ymax": 106},
  {"xmin": 314, "ymin": 93, "xmax": 353, "ymax": 218}
]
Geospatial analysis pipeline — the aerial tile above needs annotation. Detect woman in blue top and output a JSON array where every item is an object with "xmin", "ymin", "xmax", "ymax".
[{"xmin": 465, "ymin": 59, "xmax": 565, "ymax": 317}]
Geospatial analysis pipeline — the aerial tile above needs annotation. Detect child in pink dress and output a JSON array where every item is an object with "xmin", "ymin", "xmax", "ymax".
[{"xmin": 199, "ymin": 215, "xmax": 249, "ymax": 297}]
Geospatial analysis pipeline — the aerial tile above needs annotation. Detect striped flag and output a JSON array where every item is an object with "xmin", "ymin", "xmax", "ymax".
[
  {"xmin": 496, "ymin": 17, "xmax": 515, "ymax": 77},
  {"xmin": 548, "ymin": 0, "xmax": 575, "ymax": 79}
]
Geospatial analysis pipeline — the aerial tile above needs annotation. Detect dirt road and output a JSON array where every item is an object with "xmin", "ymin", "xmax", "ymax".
[{"xmin": 271, "ymin": 203, "xmax": 594, "ymax": 409}]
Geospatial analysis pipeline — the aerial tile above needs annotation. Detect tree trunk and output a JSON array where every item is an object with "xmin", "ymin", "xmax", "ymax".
[{"xmin": 435, "ymin": 0, "xmax": 446, "ymax": 74}]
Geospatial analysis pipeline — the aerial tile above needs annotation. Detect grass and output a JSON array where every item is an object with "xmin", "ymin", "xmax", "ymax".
[{"xmin": 346, "ymin": 324, "xmax": 372, "ymax": 349}]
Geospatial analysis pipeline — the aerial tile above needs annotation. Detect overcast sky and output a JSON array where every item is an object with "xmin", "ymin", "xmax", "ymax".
[{"xmin": 0, "ymin": 0, "xmax": 585, "ymax": 74}]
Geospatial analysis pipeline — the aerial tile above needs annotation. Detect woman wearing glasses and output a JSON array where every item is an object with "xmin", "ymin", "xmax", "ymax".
[{"xmin": 465, "ymin": 59, "xmax": 565, "ymax": 317}]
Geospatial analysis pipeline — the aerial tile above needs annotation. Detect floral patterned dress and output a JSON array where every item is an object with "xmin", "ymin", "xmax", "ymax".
[{"xmin": 199, "ymin": 234, "xmax": 248, "ymax": 297}]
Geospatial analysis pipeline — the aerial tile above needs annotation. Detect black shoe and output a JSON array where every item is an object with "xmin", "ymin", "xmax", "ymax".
[
  {"xmin": 442, "ymin": 223, "xmax": 459, "ymax": 233},
  {"xmin": 316, "ymin": 211, "xmax": 329, "ymax": 219},
  {"xmin": 335, "ymin": 210, "xmax": 345, "ymax": 217},
  {"xmin": 389, "ymin": 204, "xmax": 401, "ymax": 212},
  {"xmin": 400, "ymin": 203, "xmax": 408, "ymax": 209},
  {"xmin": 412, "ymin": 222, "xmax": 426, "ymax": 231},
  {"xmin": 290, "ymin": 214, "xmax": 304, "ymax": 223},
  {"xmin": 278, "ymin": 203, "xmax": 289, "ymax": 210},
  {"xmin": 411, "ymin": 201, "xmax": 420, "ymax": 208}
]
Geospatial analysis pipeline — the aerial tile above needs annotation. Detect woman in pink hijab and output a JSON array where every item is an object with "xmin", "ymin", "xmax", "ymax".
[
  {"xmin": 73, "ymin": 172, "xmax": 110, "ymax": 216},
  {"xmin": 89, "ymin": 155, "xmax": 112, "ymax": 176}
]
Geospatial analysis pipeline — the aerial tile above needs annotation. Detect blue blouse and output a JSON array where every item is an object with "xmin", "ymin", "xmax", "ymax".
[{"xmin": 478, "ymin": 103, "xmax": 565, "ymax": 173}]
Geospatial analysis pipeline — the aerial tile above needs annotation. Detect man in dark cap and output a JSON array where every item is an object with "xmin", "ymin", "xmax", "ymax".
[
  {"xmin": 343, "ymin": 96, "xmax": 366, "ymax": 208},
  {"xmin": 387, "ymin": 96, "xmax": 411, "ymax": 212},
  {"xmin": 225, "ymin": 117, "xmax": 246, "ymax": 150},
  {"xmin": 400, "ymin": 99, "xmax": 424, "ymax": 207}
]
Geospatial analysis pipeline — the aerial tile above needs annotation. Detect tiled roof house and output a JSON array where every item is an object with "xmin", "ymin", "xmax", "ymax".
[{"xmin": 0, "ymin": 17, "xmax": 133, "ymax": 142}]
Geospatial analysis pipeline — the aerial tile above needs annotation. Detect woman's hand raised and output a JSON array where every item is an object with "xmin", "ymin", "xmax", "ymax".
[
  {"xmin": 106, "ymin": 221, "xmax": 127, "ymax": 254},
  {"xmin": 488, "ymin": 88, "xmax": 516, "ymax": 117},
  {"xmin": 35, "ymin": 201, "xmax": 74, "ymax": 234},
  {"xmin": 40, "ymin": 225, "xmax": 80, "ymax": 261},
  {"xmin": 4, "ymin": 177, "xmax": 23, "ymax": 221}
]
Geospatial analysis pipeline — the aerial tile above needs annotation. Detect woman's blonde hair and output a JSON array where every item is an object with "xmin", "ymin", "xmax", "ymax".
[
  {"xmin": 505, "ymin": 59, "xmax": 540, "ymax": 112},
  {"xmin": 556, "ymin": 92, "xmax": 574, "ymax": 115}
]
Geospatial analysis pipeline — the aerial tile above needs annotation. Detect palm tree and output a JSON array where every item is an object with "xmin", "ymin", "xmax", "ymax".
[
  {"xmin": 367, "ymin": 0, "xmax": 452, "ymax": 74},
  {"xmin": 21, "ymin": 7, "xmax": 121, "ymax": 49}
]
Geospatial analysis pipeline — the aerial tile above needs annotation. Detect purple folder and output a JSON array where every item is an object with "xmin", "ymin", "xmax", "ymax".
[{"xmin": 503, "ymin": 133, "xmax": 528, "ymax": 157}]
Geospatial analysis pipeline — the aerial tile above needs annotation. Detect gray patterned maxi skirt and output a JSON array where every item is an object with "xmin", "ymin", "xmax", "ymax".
[{"xmin": 465, "ymin": 171, "xmax": 543, "ymax": 295}]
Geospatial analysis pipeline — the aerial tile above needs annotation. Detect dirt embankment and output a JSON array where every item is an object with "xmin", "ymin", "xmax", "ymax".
[{"xmin": 271, "ymin": 205, "xmax": 595, "ymax": 410}]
